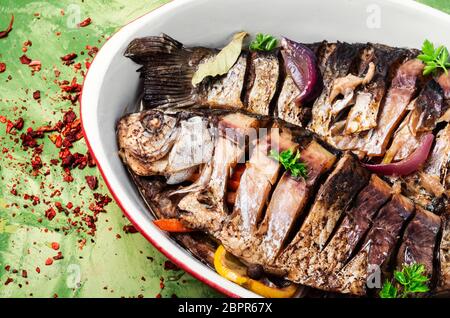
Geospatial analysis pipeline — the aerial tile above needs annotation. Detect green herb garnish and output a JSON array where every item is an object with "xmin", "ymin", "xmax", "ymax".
[
  {"xmin": 269, "ymin": 149, "xmax": 307, "ymax": 178},
  {"xmin": 418, "ymin": 39, "xmax": 450, "ymax": 76},
  {"xmin": 379, "ymin": 263, "xmax": 430, "ymax": 298},
  {"xmin": 249, "ymin": 33, "xmax": 278, "ymax": 52}
]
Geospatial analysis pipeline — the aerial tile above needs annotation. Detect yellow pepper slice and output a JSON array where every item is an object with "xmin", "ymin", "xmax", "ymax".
[{"xmin": 214, "ymin": 245, "xmax": 298, "ymax": 298}]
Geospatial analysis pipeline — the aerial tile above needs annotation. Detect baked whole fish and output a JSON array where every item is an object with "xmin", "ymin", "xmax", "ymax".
[{"xmin": 118, "ymin": 33, "xmax": 450, "ymax": 297}]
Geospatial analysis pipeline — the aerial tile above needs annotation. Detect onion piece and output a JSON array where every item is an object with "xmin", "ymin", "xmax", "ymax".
[
  {"xmin": 363, "ymin": 134, "xmax": 435, "ymax": 176},
  {"xmin": 281, "ymin": 37, "xmax": 322, "ymax": 103}
]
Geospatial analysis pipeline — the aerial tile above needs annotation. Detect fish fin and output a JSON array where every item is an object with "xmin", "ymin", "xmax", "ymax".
[{"xmin": 125, "ymin": 34, "xmax": 201, "ymax": 109}]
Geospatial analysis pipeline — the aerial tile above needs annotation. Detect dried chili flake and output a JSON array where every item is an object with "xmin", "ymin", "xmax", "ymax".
[
  {"xmin": 77, "ymin": 17, "xmax": 91, "ymax": 28},
  {"xmin": 0, "ymin": 62, "xmax": 5, "ymax": 73},
  {"xmin": 23, "ymin": 40, "xmax": 32, "ymax": 47},
  {"xmin": 35, "ymin": 267, "xmax": 40, "ymax": 273},
  {"xmin": 0, "ymin": 15, "xmax": 14, "ymax": 39},
  {"xmin": 31, "ymin": 155, "xmax": 42, "ymax": 170},
  {"xmin": 4, "ymin": 278, "xmax": 13, "ymax": 286},
  {"xmin": 32, "ymin": 90, "xmax": 40, "ymax": 100},
  {"xmin": 45, "ymin": 207, "xmax": 56, "ymax": 221},
  {"xmin": 85, "ymin": 176, "xmax": 98, "ymax": 190},
  {"xmin": 45, "ymin": 258, "xmax": 53, "ymax": 266},
  {"xmin": 63, "ymin": 110, "xmax": 76, "ymax": 124},
  {"xmin": 164, "ymin": 260, "xmax": 179, "ymax": 271},
  {"xmin": 86, "ymin": 45, "xmax": 99, "ymax": 57},
  {"xmin": 87, "ymin": 151, "xmax": 96, "ymax": 167},
  {"xmin": 21, "ymin": 270, "xmax": 27, "ymax": 278},
  {"xmin": 123, "ymin": 224, "xmax": 138, "ymax": 234},
  {"xmin": 53, "ymin": 252, "xmax": 63, "ymax": 260},
  {"xmin": 51, "ymin": 242, "xmax": 60, "ymax": 250},
  {"xmin": 29, "ymin": 60, "xmax": 41, "ymax": 72},
  {"xmin": 54, "ymin": 202, "xmax": 64, "ymax": 212},
  {"xmin": 61, "ymin": 53, "xmax": 77, "ymax": 64},
  {"xmin": 19, "ymin": 54, "xmax": 31, "ymax": 65}
]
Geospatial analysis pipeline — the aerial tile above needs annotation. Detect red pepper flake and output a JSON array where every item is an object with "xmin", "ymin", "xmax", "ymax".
[
  {"xmin": 86, "ymin": 45, "xmax": 99, "ymax": 57},
  {"xmin": 31, "ymin": 155, "xmax": 42, "ymax": 171},
  {"xmin": 21, "ymin": 270, "xmax": 28, "ymax": 278},
  {"xmin": 164, "ymin": 260, "xmax": 179, "ymax": 271},
  {"xmin": 0, "ymin": 15, "xmax": 14, "ymax": 39},
  {"xmin": 0, "ymin": 62, "xmax": 6, "ymax": 73},
  {"xmin": 10, "ymin": 188, "xmax": 17, "ymax": 196},
  {"xmin": 77, "ymin": 17, "xmax": 91, "ymax": 28},
  {"xmin": 61, "ymin": 53, "xmax": 77, "ymax": 66},
  {"xmin": 45, "ymin": 207, "xmax": 56, "ymax": 221},
  {"xmin": 5, "ymin": 117, "xmax": 24, "ymax": 134},
  {"xmin": 4, "ymin": 265, "xmax": 10, "ymax": 271},
  {"xmin": 85, "ymin": 176, "xmax": 98, "ymax": 190},
  {"xmin": 29, "ymin": 60, "xmax": 41, "ymax": 72},
  {"xmin": 35, "ymin": 267, "xmax": 40, "ymax": 273},
  {"xmin": 123, "ymin": 224, "xmax": 138, "ymax": 234},
  {"xmin": 32, "ymin": 90, "xmax": 40, "ymax": 100},
  {"xmin": 4, "ymin": 278, "xmax": 13, "ymax": 286},
  {"xmin": 19, "ymin": 54, "xmax": 32, "ymax": 65},
  {"xmin": 45, "ymin": 258, "xmax": 53, "ymax": 266},
  {"xmin": 23, "ymin": 40, "xmax": 32, "ymax": 47},
  {"xmin": 66, "ymin": 202, "xmax": 73, "ymax": 209},
  {"xmin": 53, "ymin": 252, "xmax": 63, "ymax": 260},
  {"xmin": 51, "ymin": 242, "xmax": 60, "ymax": 250}
]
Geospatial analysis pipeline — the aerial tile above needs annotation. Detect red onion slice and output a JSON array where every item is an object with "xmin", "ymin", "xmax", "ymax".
[
  {"xmin": 363, "ymin": 134, "xmax": 435, "ymax": 176},
  {"xmin": 281, "ymin": 37, "xmax": 322, "ymax": 103}
]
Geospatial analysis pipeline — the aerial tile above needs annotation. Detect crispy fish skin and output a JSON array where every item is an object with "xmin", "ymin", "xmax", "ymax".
[
  {"xmin": 257, "ymin": 140, "xmax": 337, "ymax": 265},
  {"xmin": 281, "ymin": 153, "xmax": 370, "ymax": 282},
  {"xmin": 219, "ymin": 128, "xmax": 292, "ymax": 262},
  {"xmin": 178, "ymin": 113, "xmax": 260, "ymax": 234},
  {"xmin": 304, "ymin": 175, "xmax": 392, "ymax": 288},
  {"xmin": 396, "ymin": 207, "xmax": 441, "ymax": 279},
  {"xmin": 309, "ymin": 43, "xmax": 363, "ymax": 137},
  {"xmin": 437, "ymin": 213, "xmax": 450, "ymax": 295},
  {"xmin": 384, "ymin": 79, "xmax": 445, "ymax": 162},
  {"xmin": 327, "ymin": 194, "xmax": 414, "ymax": 295},
  {"xmin": 403, "ymin": 123, "xmax": 450, "ymax": 210},
  {"xmin": 245, "ymin": 51, "xmax": 280, "ymax": 115},
  {"xmin": 345, "ymin": 46, "xmax": 407, "ymax": 134},
  {"xmin": 362, "ymin": 59, "xmax": 424, "ymax": 156}
]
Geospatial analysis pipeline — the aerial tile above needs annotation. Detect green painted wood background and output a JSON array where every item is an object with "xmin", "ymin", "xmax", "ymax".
[{"xmin": 0, "ymin": 0, "xmax": 448, "ymax": 298}]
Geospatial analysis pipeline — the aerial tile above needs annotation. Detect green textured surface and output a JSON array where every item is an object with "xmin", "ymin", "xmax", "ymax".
[
  {"xmin": 0, "ymin": 0, "xmax": 448, "ymax": 298},
  {"xmin": 0, "ymin": 0, "xmax": 220, "ymax": 298}
]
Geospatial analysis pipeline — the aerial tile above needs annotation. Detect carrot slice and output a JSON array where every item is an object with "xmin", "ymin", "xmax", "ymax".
[{"xmin": 153, "ymin": 219, "xmax": 194, "ymax": 233}]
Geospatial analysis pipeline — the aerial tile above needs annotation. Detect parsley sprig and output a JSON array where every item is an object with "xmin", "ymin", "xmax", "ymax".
[
  {"xmin": 418, "ymin": 39, "xmax": 450, "ymax": 76},
  {"xmin": 269, "ymin": 149, "xmax": 308, "ymax": 179},
  {"xmin": 379, "ymin": 263, "xmax": 430, "ymax": 298},
  {"xmin": 249, "ymin": 33, "xmax": 278, "ymax": 52}
]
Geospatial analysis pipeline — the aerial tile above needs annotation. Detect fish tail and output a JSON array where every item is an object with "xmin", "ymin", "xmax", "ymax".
[{"xmin": 125, "ymin": 34, "xmax": 198, "ymax": 109}]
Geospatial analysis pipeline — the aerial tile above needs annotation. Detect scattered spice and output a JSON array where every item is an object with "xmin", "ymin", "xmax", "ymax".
[
  {"xmin": 45, "ymin": 207, "xmax": 56, "ymax": 221},
  {"xmin": 85, "ymin": 176, "xmax": 98, "ymax": 190},
  {"xmin": 51, "ymin": 242, "xmax": 60, "ymax": 250},
  {"xmin": 61, "ymin": 53, "xmax": 77, "ymax": 65},
  {"xmin": 0, "ymin": 62, "xmax": 6, "ymax": 73},
  {"xmin": 4, "ymin": 278, "xmax": 13, "ymax": 286},
  {"xmin": 164, "ymin": 260, "xmax": 179, "ymax": 271},
  {"xmin": 123, "ymin": 224, "xmax": 138, "ymax": 234},
  {"xmin": 32, "ymin": 90, "xmax": 40, "ymax": 100},
  {"xmin": 45, "ymin": 258, "xmax": 53, "ymax": 266},
  {"xmin": 0, "ymin": 15, "xmax": 14, "ymax": 39},
  {"xmin": 19, "ymin": 54, "xmax": 31, "ymax": 65},
  {"xmin": 77, "ymin": 17, "xmax": 92, "ymax": 28}
]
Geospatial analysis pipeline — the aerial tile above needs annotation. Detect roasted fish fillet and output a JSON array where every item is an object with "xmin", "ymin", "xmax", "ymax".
[{"xmin": 119, "ymin": 34, "xmax": 450, "ymax": 297}]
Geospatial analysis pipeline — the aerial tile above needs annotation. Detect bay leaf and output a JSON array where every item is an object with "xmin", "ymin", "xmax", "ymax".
[{"xmin": 191, "ymin": 31, "xmax": 247, "ymax": 86}]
